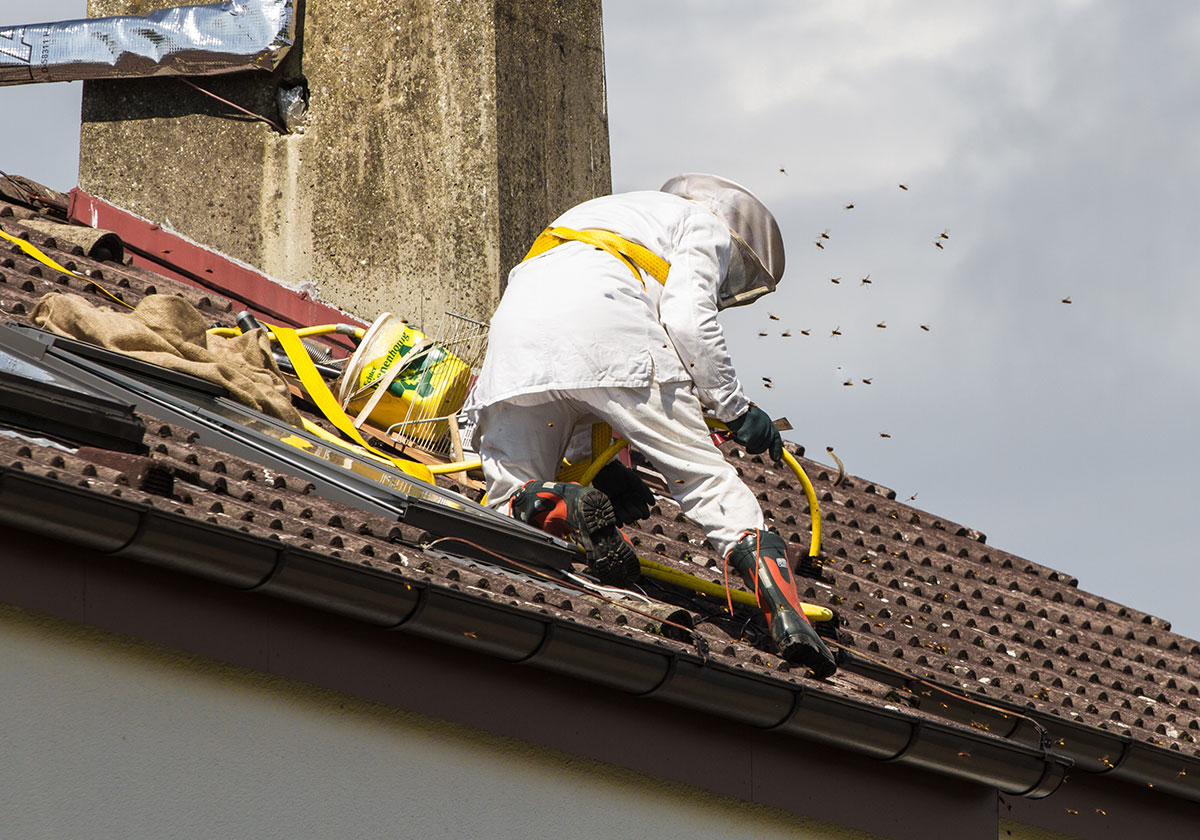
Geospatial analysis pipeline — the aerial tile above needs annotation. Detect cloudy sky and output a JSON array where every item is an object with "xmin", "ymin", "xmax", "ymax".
[{"xmin": 3, "ymin": 1, "xmax": 1198, "ymax": 638}]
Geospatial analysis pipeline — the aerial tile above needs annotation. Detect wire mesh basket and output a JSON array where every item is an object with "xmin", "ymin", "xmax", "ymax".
[{"xmin": 337, "ymin": 311, "xmax": 487, "ymax": 460}]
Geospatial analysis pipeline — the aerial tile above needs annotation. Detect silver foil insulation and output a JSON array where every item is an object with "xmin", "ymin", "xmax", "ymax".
[{"xmin": 0, "ymin": 0, "xmax": 295, "ymax": 86}]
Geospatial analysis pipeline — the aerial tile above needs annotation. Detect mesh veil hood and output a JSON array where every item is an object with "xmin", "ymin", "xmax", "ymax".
[{"xmin": 660, "ymin": 173, "xmax": 785, "ymax": 308}]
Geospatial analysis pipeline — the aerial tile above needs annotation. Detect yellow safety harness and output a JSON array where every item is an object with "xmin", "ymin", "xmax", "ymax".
[{"xmin": 523, "ymin": 227, "xmax": 670, "ymax": 288}]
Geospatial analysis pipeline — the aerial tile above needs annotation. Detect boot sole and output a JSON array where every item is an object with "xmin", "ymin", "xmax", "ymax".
[
  {"xmin": 773, "ymin": 611, "xmax": 838, "ymax": 678},
  {"xmin": 569, "ymin": 489, "xmax": 640, "ymax": 586},
  {"xmin": 567, "ymin": 488, "xmax": 619, "ymax": 560}
]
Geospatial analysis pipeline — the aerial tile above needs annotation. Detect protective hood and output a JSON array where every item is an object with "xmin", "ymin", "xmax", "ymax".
[{"xmin": 660, "ymin": 173, "xmax": 784, "ymax": 309}]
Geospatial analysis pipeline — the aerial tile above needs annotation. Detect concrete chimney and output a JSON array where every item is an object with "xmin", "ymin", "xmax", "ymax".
[{"xmin": 78, "ymin": 0, "xmax": 611, "ymax": 328}]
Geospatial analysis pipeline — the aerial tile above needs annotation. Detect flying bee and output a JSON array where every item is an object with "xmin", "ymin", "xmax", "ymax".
[
  {"xmin": 908, "ymin": 492, "xmax": 918, "ymax": 500},
  {"xmin": 876, "ymin": 321, "xmax": 886, "ymax": 329},
  {"xmin": 843, "ymin": 380, "xmax": 853, "ymax": 386},
  {"xmin": 782, "ymin": 331, "xmax": 793, "ymax": 337},
  {"xmin": 778, "ymin": 167, "xmax": 788, "ymax": 175},
  {"xmin": 899, "ymin": 183, "xmax": 909, "ymax": 190},
  {"xmin": 831, "ymin": 326, "xmax": 842, "ymax": 337},
  {"xmin": 861, "ymin": 378, "xmax": 872, "ymax": 384},
  {"xmin": 844, "ymin": 203, "xmax": 855, "ymax": 209},
  {"xmin": 768, "ymin": 313, "xmax": 780, "ymax": 320},
  {"xmin": 758, "ymin": 331, "xmax": 769, "ymax": 337},
  {"xmin": 860, "ymin": 275, "xmax": 872, "ymax": 285},
  {"xmin": 920, "ymin": 324, "xmax": 931, "ymax": 332},
  {"xmin": 934, "ymin": 240, "xmax": 944, "ymax": 249},
  {"xmin": 830, "ymin": 276, "xmax": 841, "ymax": 284},
  {"xmin": 880, "ymin": 432, "xmax": 891, "ymax": 438},
  {"xmin": 762, "ymin": 376, "xmax": 772, "ymax": 383},
  {"xmin": 1062, "ymin": 296, "xmax": 1072, "ymax": 304},
  {"xmin": 764, "ymin": 382, "xmax": 773, "ymax": 389},
  {"xmin": 799, "ymin": 329, "xmax": 810, "ymax": 336},
  {"xmin": 940, "ymin": 229, "xmax": 950, "ymax": 239},
  {"xmin": 814, "ymin": 240, "xmax": 824, "ymax": 250},
  {"xmin": 819, "ymin": 229, "xmax": 830, "ymax": 239}
]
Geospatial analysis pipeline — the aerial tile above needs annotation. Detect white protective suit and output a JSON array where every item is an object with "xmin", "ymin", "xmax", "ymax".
[{"xmin": 467, "ymin": 182, "xmax": 781, "ymax": 556}]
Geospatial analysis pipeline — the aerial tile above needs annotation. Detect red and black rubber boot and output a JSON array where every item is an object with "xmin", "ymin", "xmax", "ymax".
[
  {"xmin": 510, "ymin": 480, "xmax": 640, "ymax": 586},
  {"xmin": 726, "ymin": 529, "xmax": 837, "ymax": 678}
]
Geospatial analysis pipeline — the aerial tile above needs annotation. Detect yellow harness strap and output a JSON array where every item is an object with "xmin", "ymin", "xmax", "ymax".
[
  {"xmin": 0, "ymin": 227, "xmax": 135, "ymax": 311},
  {"xmin": 523, "ymin": 227, "xmax": 670, "ymax": 289},
  {"xmin": 272, "ymin": 325, "xmax": 434, "ymax": 484}
]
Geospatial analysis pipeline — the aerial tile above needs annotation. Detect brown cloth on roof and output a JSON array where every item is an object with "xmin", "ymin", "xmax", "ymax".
[{"xmin": 32, "ymin": 292, "xmax": 303, "ymax": 426}]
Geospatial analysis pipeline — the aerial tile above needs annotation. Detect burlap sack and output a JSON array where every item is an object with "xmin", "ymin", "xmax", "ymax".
[{"xmin": 32, "ymin": 292, "xmax": 302, "ymax": 426}]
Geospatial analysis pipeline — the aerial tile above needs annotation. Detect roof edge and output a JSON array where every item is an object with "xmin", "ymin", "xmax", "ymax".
[{"xmin": 1, "ymin": 461, "xmax": 1073, "ymax": 799}]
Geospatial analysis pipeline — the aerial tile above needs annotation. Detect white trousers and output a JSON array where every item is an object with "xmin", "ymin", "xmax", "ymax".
[{"xmin": 477, "ymin": 382, "xmax": 763, "ymax": 558}]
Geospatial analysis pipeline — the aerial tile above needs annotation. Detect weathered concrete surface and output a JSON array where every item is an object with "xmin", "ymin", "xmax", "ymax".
[{"xmin": 79, "ymin": 0, "xmax": 611, "ymax": 329}]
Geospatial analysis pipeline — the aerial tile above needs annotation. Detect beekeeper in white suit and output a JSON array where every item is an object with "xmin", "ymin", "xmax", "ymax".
[{"xmin": 466, "ymin": 174, "xmax": 836, "ymax": 677}]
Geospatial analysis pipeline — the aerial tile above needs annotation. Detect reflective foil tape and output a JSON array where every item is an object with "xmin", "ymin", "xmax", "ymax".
[{"xmin": 0, "ymin": 0, "xmax": 295, "ymax": 86}]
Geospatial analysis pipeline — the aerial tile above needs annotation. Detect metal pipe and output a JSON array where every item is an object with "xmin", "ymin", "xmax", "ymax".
[{"xmin": 0, "ymin": 0, "xmax": 295, "ymax": 86}]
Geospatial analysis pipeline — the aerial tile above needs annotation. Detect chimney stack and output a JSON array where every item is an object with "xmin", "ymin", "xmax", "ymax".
[{"xmin": 79, "ymin": 0, "xmax": 611, "ymax": 328}]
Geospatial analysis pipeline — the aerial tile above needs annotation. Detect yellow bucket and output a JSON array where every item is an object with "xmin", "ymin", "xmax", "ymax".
[{"xmin": 337, "ymin": 313, "xmax": 472, "ymax": 444}]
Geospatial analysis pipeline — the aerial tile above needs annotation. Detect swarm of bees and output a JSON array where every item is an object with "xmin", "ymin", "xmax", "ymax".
[{"xmin": 750, "ymin": 184, "xmax": 1067, "ymax": 461}]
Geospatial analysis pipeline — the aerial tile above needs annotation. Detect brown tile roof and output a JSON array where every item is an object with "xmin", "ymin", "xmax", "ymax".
[{"xmin": 1, "ymin": 193, "xmax": 1197, "ymax": 800}]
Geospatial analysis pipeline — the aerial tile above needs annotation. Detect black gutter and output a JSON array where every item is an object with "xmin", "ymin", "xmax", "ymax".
[
  {"xmin": 0, "ymin": 462, "xmax": 1073, "ymax": 799},
  {"xmin": 846, "ymin": 646, "xmax": 1200, "ymax": 801}
]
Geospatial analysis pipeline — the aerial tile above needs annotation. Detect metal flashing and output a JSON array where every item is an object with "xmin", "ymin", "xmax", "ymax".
[{"xmin": 67, "ymin": 190, "xmax": 365, "ymax": 350}]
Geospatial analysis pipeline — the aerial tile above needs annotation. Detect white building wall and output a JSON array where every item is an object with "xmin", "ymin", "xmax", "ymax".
[{"xmin": 0, "ymin": 604, "xmax": 884, "ymax": 840}]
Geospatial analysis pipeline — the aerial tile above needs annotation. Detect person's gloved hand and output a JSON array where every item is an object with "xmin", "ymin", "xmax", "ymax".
[
  {"xmin": 726, "ymin": 405, "xmax": 783, "ymax": 462},
  {"xmin": 591, "ymin": 461, "xmax": 655, "ymax": 526}
]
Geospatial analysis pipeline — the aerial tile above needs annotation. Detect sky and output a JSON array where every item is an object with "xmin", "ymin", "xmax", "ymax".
[{"xmin": 2, "ymin": 1, "xmax": 1198, "ymax": 639}]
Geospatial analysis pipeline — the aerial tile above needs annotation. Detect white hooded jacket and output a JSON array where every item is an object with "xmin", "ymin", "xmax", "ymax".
[{"xmin": 466, "ymin": 190, "xmax": 754, "ymax": 424}]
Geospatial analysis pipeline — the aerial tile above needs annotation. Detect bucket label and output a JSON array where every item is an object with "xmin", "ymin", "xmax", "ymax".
[
  {"xmin": 345, "ymin": 319, "xmax": 471, "ymax": 443},
  {"xmin": 361, "ymin": 328, "xmax": 444, "ymax": 398}
]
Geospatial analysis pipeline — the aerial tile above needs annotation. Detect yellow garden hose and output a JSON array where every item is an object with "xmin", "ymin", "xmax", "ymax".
[
  {"xmin": 638, "ymin": 555, "xmax": 833, "ymax": 622},
  {"xmin": 579, "ymin": 437, "xmax": 633, "ymax": 486},
  {"xmin": 428, "ymin": 458, "xmax": 482, "ymax": 475},
  {"xmin": 207, "ymin": 323, "xmax": 367, "ymax": 341},
  {"xmin": 703, "ymin": 417, "xmax": 821, "ymax": 560}
]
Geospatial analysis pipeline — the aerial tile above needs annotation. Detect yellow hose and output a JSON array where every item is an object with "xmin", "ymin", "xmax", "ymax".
[
  {"xmin": 206, "ymin": 323, "xmax": 367, "ymax": 341},
  {"xmin": 703, "ymin": 418, "xmax": 821, "ymax": 559},
  {"xmin": 579, "ymin": 437, "xmax": 631, "ymax": 486},
  {"xmin": 782, "ymin": 449, "xmax": 822, "ymax": 559},
  {"xmin": 637, "ymin": 555, "xmax": 833, "ymax": 622},
  {"xmin": 428, "ymin": 458, "xmax": 483, "ymax": 475},
  {"xmin": 574, "ymin": 418, "xmax": 828, "ymax": 622}
]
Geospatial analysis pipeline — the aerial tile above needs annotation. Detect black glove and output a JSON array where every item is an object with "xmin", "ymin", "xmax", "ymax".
[
  {"xmin": 591, "ymin": 460, "xmax": 655, "ymax": 526},
  {"xmin": 726, "ymin": 405, "xmax": 783, "ymax": 462}
]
